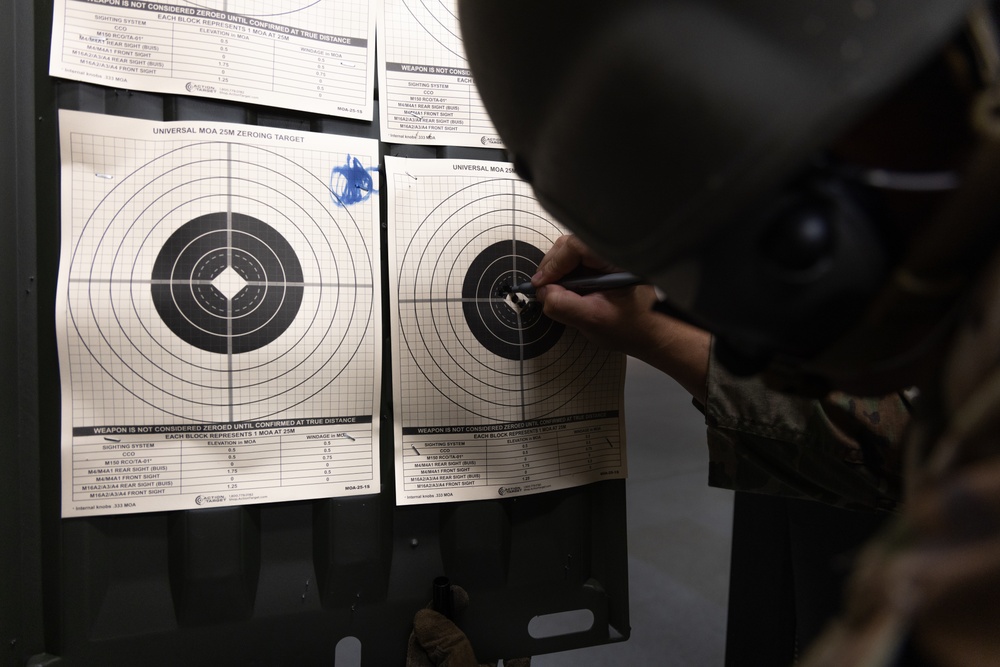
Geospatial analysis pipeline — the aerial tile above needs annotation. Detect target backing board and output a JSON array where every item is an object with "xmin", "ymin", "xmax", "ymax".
[
  {"xmin": 56, "ymin": 109, "xmax": 381, "ymax": 517},
  {"xmin": 385, "ymin": 157, "xmax": 627, "ymax": 505}
]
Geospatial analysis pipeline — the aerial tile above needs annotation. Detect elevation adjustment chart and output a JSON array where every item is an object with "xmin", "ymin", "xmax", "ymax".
[
  {"xmin": 56, "ymin": 110, "xmax": 381, "ymax": 517},
  {"xmin": 50, "ymin": 0, "xmax": 376, "ymax": 119},
  {"xmin": 376, "ymin": 0, "xmax": 501, "ymax": 147},
  {"xmin": 385, "ymin": 157, "xmax": 626, "ymax": 505}
]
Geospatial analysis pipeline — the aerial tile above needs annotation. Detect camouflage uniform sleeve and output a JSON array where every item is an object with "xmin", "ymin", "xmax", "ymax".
[
  {"xmin": 800, "ymin": 250, "xmax": 1000, "ymax": 667},
  {"xmin": 703, "ymin": 340, "xmax": 910, "ymax": 512}
]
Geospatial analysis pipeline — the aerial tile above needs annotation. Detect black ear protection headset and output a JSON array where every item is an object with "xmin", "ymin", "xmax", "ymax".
[
  {"xmin": 655, "ymin": 6, "xmax": 994, "ymax": 379},
  {"xmin": 665, "ymin": 170, "xmax": 889, "ymax": 376},
  {"xmin": 660, "ymin": 158, "xmax": 962, "ymax": 377}
]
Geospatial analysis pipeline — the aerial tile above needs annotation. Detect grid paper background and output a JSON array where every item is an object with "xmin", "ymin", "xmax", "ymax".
[
  {"xmin": 388, "ymin": 159, "xmax": 625, "ymax": 426},
  {"xmin": 379, "ymin": 0, "xmax": 465, "ymax": 66},
  {"xmin": 63, "ymin": 119, "xmax": 378, "ymax": 426}
]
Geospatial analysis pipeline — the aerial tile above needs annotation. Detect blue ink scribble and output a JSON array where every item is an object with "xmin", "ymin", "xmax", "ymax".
[{"xmin": 330, "ymin": 155, "xmax": 379, "ymax": 207}]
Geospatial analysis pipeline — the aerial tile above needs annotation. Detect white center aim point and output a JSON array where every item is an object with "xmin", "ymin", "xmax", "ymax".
[
  {"xmin": 212, "ymin": 266, "xmax": 247, "ymax": 300},
  {"xmin": 504, "ymin": 292, "xmax": 524, "ymax": 314},
  {"xmin": 504, "ymin": 291, "xmax": 532, "ymax": 314}
]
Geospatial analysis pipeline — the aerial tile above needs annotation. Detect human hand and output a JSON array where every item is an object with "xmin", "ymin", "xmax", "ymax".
[
  {"xmin": 532, "ymin": 235, "xmax": 711, "ymax": 403},
  {"xmin": 406, "ymin": 584, "xmax": 531, "ymax": 667},
  {"xmin": 407, "ymin": 607, "xmax": 479, "ymax": 667},
  {"xmin": 530, "ymin": 235, "xmax": 653, "ymax": 353}
]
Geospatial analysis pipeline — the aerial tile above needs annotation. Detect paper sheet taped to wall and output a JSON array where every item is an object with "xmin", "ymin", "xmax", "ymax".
[
  {"xmin": 385, "ymin": 156, "xmax": 627, "ymax": 505},
  {"xmin": 50, "ymin": 0, "xmax": 376, "ymax": 119},
  {"xmin": 376, "ymin": 0, "xmax": 501, "ymax": 147},
  {"xmin": 56, "ymin": 109, "xmax": 382, "ymax": 516}
]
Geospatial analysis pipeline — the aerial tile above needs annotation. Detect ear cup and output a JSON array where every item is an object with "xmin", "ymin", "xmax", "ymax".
[{"xmin": 677, "ymin": 178, "xmax": 889, "ymax": 368}]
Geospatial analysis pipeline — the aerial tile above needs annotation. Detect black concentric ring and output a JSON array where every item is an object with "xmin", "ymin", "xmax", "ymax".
[
  {"xmin": 64, "ymin": 139, "xmax": 376, "ymax": 423},
  {"xmin": 461, "ymin": 240, "xmax": 563, "ymax": 360},
  {"xmin": 400, "ymin": 0, "xmax": 464, "ymax": 60},
  {"xmin": 151, "ymin": 212, "xmax": 304, "ymax": 354},
  {"xmin": 396, "ymin": 176, "xmax": 612, "ymax": 422}
]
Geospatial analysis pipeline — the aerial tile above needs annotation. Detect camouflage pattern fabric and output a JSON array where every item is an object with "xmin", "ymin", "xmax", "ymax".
[
  {"xmin": 703, "ymin": 350, "xmax": 910, "ymax": 513},
  {"xmin": 800, "ymin": 249, "xmax": 1000, "ymax": 666}
]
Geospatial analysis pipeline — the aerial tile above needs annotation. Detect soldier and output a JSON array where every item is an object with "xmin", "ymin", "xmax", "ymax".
[
  {"xmin": 409, "ymin": 1, "xmax": 1000, "ymax": 665},
  {"xmin": 532, "ymin": 232, "xmax": 909, "ymax": 513}
]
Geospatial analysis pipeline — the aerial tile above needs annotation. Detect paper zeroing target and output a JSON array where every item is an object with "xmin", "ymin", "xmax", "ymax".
[
  {"xmin": 397, "ymin": 177, "xmax": 613, "ymax": 423},
  {"xmin": 66, "ymin": 139, "xmax": 374, "ymax": 424}
]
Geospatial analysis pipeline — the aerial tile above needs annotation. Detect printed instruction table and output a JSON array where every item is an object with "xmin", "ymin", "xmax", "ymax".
[{"xmin": 51, "ymin": 0, "xmax": 376, "ymax": 119}]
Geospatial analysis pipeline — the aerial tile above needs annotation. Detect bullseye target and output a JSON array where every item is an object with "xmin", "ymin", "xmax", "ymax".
[
  {"xmin": 150, "ymin": 212, "xmax": 305, "ymax": 354},
  {"xmin": 461, "ymin": 240, "xmax": 563, "ymax": 360},
  {"xmin": 395, "ymin": 176, "xmax": 614, "ymax": 423},
  {"xmin": 64, "ymin": 137, "xmax": 377, "ymax": 424}
]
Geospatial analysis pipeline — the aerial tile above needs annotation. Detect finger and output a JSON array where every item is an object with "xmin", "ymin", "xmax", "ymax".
[
  {"xmin": 413, "ymin": 609, "xmax": 480, "ymax": 667},
  {"xmin": 406, "ymin": 631, "xmax": 436, "ymax": 667},
  {"xmin": 536, "ymin": 285, "xmax": 608, "ymax": 330},
  {"xmin": 574, "ymin": 238, "xmax": 618, "ymax": 272},
  {"xmin": 449, "ymin": 584, "xmax": 470, "ymax": 612},
  {"xmin": 531, "ymin": 234, "xmax": 620, "ymax": 288},
  {"xmin": 532, "ymin": 235, "xmax": 580, "ymax": 287},
  {"xmin": 533, "ymin": 235, "xmax": 615, "ymax": 287}
]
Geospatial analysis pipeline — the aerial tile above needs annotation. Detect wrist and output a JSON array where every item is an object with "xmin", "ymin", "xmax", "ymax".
[{"xmin": 635, "ymin": 319, "xmax": 711, "ymax": 404}]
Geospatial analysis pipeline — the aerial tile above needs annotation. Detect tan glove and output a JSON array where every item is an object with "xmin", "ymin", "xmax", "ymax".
[{"xmin": 405, "ymin": 584, "xmax": 531, "ymax": 667}]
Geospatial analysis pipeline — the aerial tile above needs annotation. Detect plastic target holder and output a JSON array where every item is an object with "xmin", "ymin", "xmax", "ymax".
[{"xmin": 10, "ymin": 46, "xmax": 631, "ymax": 667}]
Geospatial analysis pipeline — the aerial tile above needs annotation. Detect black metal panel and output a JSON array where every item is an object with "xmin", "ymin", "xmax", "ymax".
[
  {"xmin": 2, "ymin": 0, "xmax": 32, "ymax": 662},
  {"xmin": 7, "ymin": 2, "xmax": 632, "ymax": 664}
]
